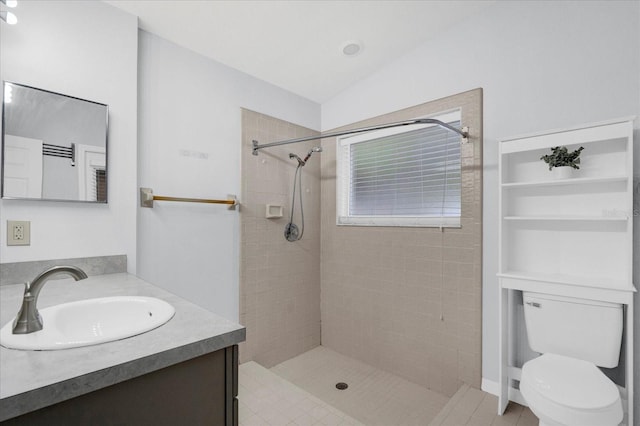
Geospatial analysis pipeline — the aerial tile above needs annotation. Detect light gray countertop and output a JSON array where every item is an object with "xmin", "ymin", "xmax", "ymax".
[{"xmin": 0, "ymin": 273, "xmax": 245, "ymax": 422}]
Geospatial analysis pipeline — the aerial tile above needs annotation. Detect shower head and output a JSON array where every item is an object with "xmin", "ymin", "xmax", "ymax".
[{"xmin": 302, "ymin": 146, "xmax": 323, "ymax": 163}]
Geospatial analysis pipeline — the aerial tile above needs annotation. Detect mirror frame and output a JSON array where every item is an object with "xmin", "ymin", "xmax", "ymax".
[{"xmin": 1, "ymin": 81, "xmax": 109, "ymax": 203}]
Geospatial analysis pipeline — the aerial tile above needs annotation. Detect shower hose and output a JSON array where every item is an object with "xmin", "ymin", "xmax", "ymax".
[{"xmin": 285, "ymin": 163, "xmax": 304, "ymax": 242}]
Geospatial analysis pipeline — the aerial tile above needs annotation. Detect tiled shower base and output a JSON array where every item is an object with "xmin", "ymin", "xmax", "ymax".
[
  {"xmin": 240, "ymin": 346, "xmax": 536, "ymax": 426},
  {"xmin": 239, "ymin": 361, "xmax": 362, "ymax": 426}
]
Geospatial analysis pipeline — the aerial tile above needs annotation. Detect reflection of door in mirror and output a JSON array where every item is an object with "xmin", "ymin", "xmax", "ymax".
[
  {"xmin": 76, "ymin": 144, "xmax": 106, "ymax": 202},
  {"xmin": 3, "ymin": 135, "xmax": 43, "ymax": 198}
]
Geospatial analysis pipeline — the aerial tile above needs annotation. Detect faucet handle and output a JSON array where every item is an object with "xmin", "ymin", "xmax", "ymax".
[{"xmin": 22, "ymin": 281, "xmax": 31, "ymax": 295}]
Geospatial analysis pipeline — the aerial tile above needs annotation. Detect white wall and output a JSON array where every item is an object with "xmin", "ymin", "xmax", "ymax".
[
  {"xmin": 137, "ymin": 31, "xmax": 319, "ymax": 321},
  {"xmin": 0, "ymin": 1, "xmax": 138, "ymax": 270},
  {"xmin": 321, "ymin": 0, "xmax": 640, "ymax": 395},
  {"xmin": 634, "ymin": 2, "xmax": 640, "ymax": 417}
]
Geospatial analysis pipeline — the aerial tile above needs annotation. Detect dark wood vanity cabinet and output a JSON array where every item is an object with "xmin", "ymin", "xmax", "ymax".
[{"xmin": 1, "ymin": 345, "xmax": 239, "ymax": 426}]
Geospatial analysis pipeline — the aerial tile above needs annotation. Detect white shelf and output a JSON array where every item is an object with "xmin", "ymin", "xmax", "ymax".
[
  {"xmin": 499, "ymin": 119, "xmax": 634, "ymax": 288},
  {"xmin": 497, "ymin": 271, "xmax": 630, "ymax": 290},
  {"xmin": 499, "ymin": 120, "xmax": 630, "ymax": 154},
  {"xmin": 503, "ymin": 215, "xmax": 628, "ymax": 221},
  {"xmin": 501, "ymin": 176, "xmax": 627, "ymax": 189},
  {"xmin": 498, "ymin": 273, "xmax": 635, "ymax": 305}
]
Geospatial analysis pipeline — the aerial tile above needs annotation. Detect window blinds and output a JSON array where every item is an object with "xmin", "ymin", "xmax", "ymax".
[
  {"xmin": 92, "ymin": 168, "xmax": 107, "ymax": 202},
  {"xmin": 337, "ymin": 115, "xmax": 462, "ymax": 227}
]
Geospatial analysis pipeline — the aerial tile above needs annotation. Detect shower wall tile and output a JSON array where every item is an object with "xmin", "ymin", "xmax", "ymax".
[
  {"xmin": 320, "ymin": 89, "xmax": 483, "ymax": 397},
  {"xmin": 240, "ymin": 109, "xmax": 321, "ymax": 367}
]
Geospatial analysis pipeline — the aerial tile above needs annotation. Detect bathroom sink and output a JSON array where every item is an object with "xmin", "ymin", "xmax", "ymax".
[{"xmin": 0, "ymin": 296, "xmax": 175, "ymax": 350}]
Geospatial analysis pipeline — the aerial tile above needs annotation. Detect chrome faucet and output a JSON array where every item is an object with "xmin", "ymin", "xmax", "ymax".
[{"xmin": 12, "ymin": 265, "xmax": 88, "ymax": 334}]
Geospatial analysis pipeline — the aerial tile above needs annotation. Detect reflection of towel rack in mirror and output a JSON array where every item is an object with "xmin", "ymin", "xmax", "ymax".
[
  {"xmin": 139, "ymin": 187, "xmax": 238, "ymax": 210},
  {"xmin": 43, "ymin": 143, "xmax": 75, "ymax": 166}
]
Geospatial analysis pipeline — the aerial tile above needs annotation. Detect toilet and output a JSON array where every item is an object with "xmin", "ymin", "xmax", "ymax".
[{"xmin": 519, "ymin": 292, "xmax": 624, "ymax": 426}]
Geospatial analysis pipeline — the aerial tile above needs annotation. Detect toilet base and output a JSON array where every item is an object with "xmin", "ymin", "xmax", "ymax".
[
  {"xmin": 538, "ymin": 420, "xmax": 562, "ymax": 426},
  {"xmin": 536, "ymin": 418, "xmax": 621, "ymax": 426},
  {"xmin": 527, "ymin": 405, "xmax": 563, "ymax": 426},
  {"xmin": 524, "ymin": 390, "xmax": 622, "ymax": 426}
]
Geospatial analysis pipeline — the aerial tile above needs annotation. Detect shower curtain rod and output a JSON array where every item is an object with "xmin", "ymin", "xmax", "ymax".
[{"xmin": 251, "ymin": 118, "xmax": 469, "ymax": 155}]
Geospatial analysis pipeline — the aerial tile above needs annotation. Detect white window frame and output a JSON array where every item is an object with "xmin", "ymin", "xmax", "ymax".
[
  {"xmin": 76, "ymin": 143, "xmax": 106, "ymax": 202},
  {"xmin": 336, "ymin": 109, "xmax": 462, "ymax": 228}
]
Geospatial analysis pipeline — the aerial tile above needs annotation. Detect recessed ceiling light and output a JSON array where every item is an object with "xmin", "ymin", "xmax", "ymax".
[{"xmin": 341, "ymin": 40, "xmax": 363, "ymax": 57}]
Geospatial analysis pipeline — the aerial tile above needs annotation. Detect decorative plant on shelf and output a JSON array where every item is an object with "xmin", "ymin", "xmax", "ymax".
[{"xmin": 540, "ymin": 146, "xmax": 585, "ymax": 170}]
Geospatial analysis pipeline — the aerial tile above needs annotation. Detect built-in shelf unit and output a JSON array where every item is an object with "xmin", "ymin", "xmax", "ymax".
[{"xmin": 497, "ymin": 117, "xmax": 635, "ymax": 425}]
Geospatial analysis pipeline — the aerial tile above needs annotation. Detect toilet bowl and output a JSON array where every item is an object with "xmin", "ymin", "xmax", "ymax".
[{"xmin": 520, "ymin": 353, "xmax": 623, "ymax": 426}]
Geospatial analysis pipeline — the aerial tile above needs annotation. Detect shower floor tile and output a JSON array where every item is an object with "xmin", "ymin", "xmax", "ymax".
[
  {"xmin": 270, "ymin": 346, "xmax": 449, "ymax": 426},
  {"xmin": 239, "ymin": 361, "xmax": 363, "ymax": 426}
]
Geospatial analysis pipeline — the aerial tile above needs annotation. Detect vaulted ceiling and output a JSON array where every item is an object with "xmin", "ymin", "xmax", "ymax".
[{"xmin": 106, "ymin": 0, "xmax": 495, "ymax": 103}]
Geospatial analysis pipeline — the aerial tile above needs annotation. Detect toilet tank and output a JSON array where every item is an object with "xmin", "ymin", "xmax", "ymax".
[{"xmin": 522, "ymin": 292, "xmax": 623, "ymax": 368}]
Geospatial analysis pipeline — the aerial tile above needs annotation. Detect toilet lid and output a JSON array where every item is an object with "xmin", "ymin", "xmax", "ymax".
[{"xmin": 521, "ymin": 353, "xmax": 620, "ymax": 410}]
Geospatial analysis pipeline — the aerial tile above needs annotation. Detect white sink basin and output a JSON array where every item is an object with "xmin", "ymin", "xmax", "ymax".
[{"xmin": 0, "ymin": 296, "xmax": 175, "ymax": 350}]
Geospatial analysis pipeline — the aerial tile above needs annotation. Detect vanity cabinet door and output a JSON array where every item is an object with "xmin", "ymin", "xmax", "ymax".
[
  {"xmin": 1, "ymin": 345, "xmax": 239, "ymax": 426},
  {"xmin": 226, "ymin": 344, "xmax": 239, "ymax": 426}
]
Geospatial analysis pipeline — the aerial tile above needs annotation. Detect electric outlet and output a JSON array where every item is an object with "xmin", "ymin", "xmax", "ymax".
[
  {"xmin": 7, "ymin": 220, "xmax": 30, "ymax": 246},
  {"xmin": 14, "ymin": 224, "xmax": 24, "ymax": 240}
]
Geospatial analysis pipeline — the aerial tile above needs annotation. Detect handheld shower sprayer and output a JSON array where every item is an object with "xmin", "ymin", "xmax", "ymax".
[
  {"xmin": 303, "ymin": 146, "xmax": 323, "ymax": 164},
  {"xmin": 285, "ymin": 146, "xmax": 323, "ymax": 242},
  {"xmin": 289, "ymin": 146, "xmax": 322, "ymax": 167}
]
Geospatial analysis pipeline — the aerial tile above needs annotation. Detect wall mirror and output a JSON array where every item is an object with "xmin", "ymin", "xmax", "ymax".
[{"xmin": 1, "ymin": 81, "xmax": 108, "ymax": 203}]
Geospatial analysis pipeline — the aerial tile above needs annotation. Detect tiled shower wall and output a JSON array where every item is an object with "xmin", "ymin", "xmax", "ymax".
[
  {"xmin": 320, "ymin": 89, "xmax": 483, "ymax": 397},
  {"xmin": 240, "ymin": 109, "xmax": 321, "ymax": 367}
]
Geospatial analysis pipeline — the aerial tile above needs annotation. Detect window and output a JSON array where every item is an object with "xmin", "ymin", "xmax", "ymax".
[{"xmin": 337, "ymin": 110, "xmax": 462, "ymax": 227}]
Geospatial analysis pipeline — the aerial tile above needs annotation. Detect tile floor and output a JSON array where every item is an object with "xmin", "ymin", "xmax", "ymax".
[
  {"xmin": 428, "ymin": 384, "xmax": 537, "ymax": 426},
  {"xmin": 239, "ymin": 346, "xmax": 536, "ymax": 426}
]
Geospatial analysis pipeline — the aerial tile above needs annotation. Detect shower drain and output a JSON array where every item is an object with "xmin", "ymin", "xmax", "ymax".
[{"xmin": 335, "ymin": 382, "xmax": 348, "ymax": 390}]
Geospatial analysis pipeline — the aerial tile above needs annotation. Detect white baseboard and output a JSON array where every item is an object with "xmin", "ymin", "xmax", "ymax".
[{"xmin": 481, "ymin": 377, "xmax": 529, "ymax": 407}]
